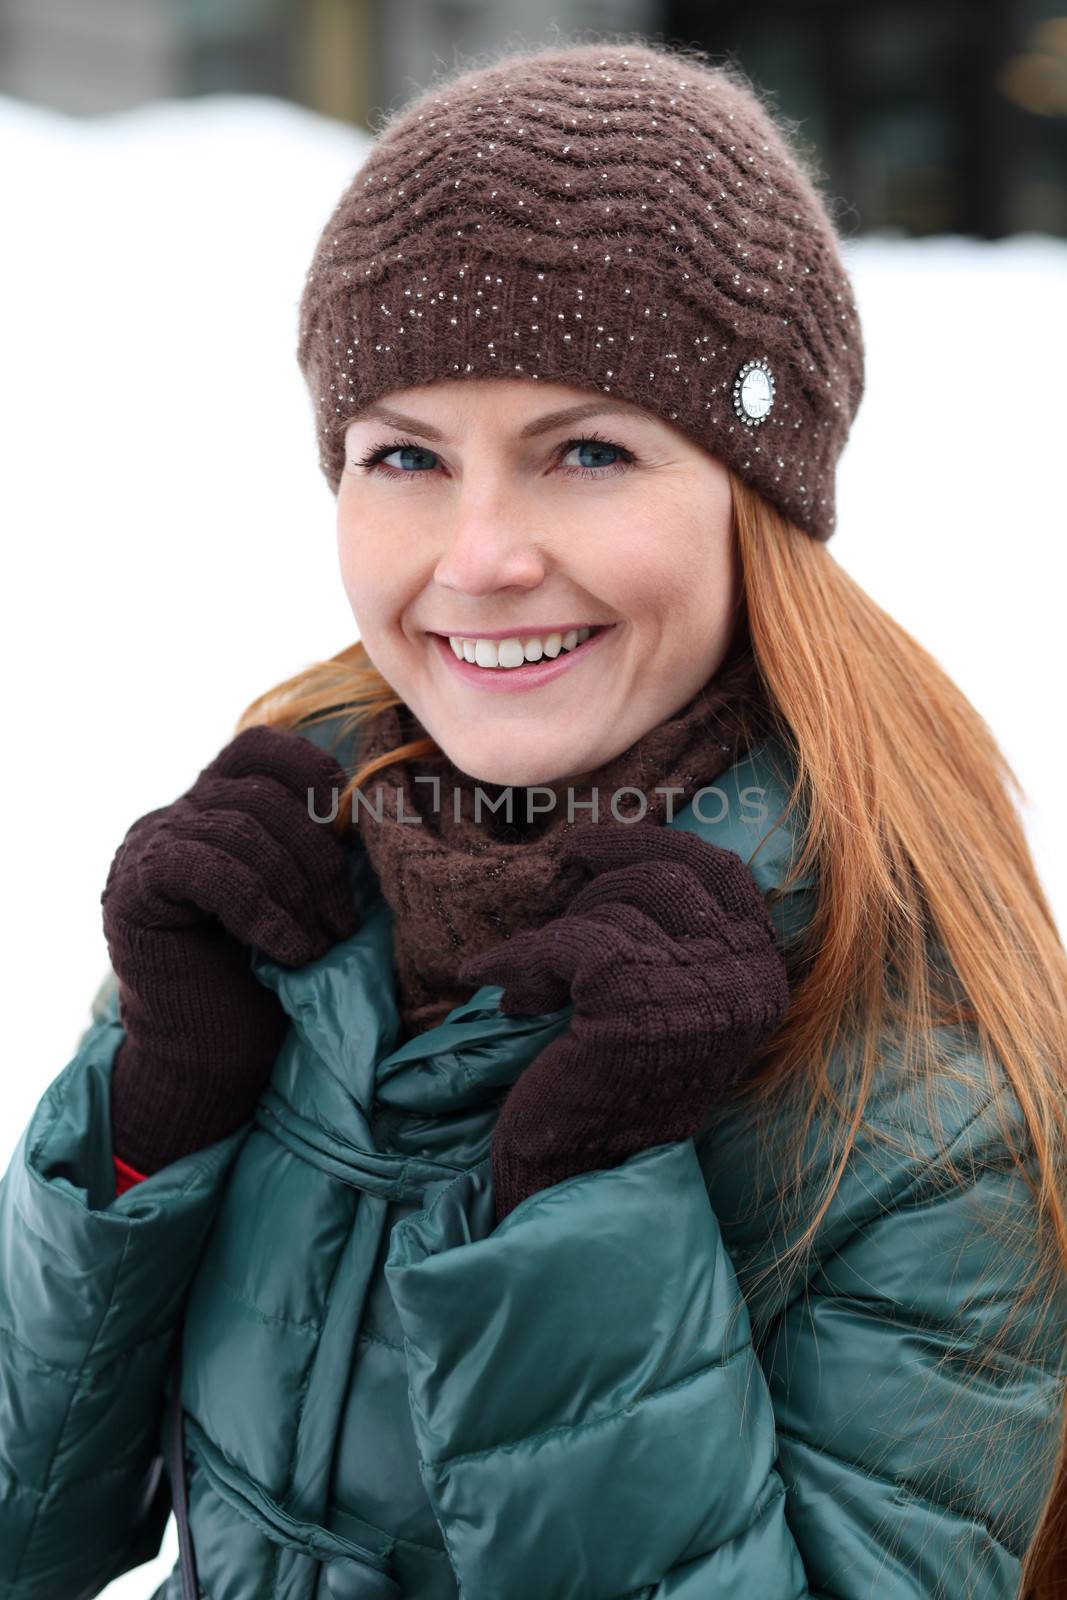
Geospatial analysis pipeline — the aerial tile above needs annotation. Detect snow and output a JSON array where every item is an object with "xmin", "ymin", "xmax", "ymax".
[{"xmin": 0, "ymin": 91, "xmax": 1062, "ymax": 1597}]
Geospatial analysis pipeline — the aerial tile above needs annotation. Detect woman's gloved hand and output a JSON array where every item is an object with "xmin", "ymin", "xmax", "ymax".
[
  {"xmin": 459, "ymin": 822, "xmax": 791, "ymax": 1225},
  {"xmin": 101, "ymin": 725, "xmax": 360, "ymax": 1174}
]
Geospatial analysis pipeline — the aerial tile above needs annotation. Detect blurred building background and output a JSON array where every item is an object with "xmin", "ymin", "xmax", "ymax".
[{"xmin": 0, "ymin": 0, "xmax": 1064, "ymax": 236}]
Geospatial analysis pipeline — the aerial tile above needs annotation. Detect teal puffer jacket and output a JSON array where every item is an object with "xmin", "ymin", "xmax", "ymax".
[{"xmin": 1, "ymin": 718, "xmax": 1064, "ymax": 1600}]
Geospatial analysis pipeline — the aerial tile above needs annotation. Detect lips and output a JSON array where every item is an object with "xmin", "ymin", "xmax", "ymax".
[
  {"xmin": 431, "ymin": 621, "xmax": 617, "ymax": 693},
  {"xmin": 443, "ymin": 624, "xmax": 605, "ymax": 664}
]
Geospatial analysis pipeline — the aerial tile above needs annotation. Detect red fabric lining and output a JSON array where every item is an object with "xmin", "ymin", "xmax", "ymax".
[{"xmin": 113, "ymin": 1153, "xmax": 148, "ymax": 1196}]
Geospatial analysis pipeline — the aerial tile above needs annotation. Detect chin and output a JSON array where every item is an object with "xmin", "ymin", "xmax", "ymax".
[
  {"xmin": 439, "ymin": 740, "xmax": 570, "ymax": 791},
  {"xmin": 455, "ymin": 760, "xmax": 558, "ymax": 790}
]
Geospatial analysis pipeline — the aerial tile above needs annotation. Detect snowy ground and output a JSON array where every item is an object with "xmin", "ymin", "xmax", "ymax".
[{"xmin": 0, "ymin": 91, "xmax": 1063, "ymax": 1597}]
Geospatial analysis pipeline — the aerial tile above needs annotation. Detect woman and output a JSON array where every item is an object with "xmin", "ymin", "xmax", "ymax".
[{"xmin": 2, "ymin": 36, "xmax": 1066, "ymax": 1600}]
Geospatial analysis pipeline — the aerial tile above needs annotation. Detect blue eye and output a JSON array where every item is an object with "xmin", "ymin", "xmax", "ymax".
[
  {"xmin": 355, "ymin": 439, "xmax": 437, "ymax": 475},
  {"xmin": 558, "ymin": 436, "xmax": 635, "ymax": 476},
  {"xmin": 352, "ymin": 431, "xmax": 637, "ymax": 482}
]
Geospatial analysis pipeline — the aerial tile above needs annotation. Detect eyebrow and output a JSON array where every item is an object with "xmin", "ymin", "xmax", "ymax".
[{"xmin": 344, "ymin": 399, "xmax": 648, "ymax": 442}]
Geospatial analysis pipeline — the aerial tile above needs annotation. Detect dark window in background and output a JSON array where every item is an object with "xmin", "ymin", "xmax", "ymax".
[{"xmin": 662, "ymin": 0, "xmax": 1067, "ymax": 236}]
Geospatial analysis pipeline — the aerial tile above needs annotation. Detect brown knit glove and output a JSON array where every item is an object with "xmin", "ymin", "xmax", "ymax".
[
  {"xmin": 459, "ymin": 822, "xmax": 791, "ymax": 1225},
  {"xmin": 101, "ymin": 725, "xmax": 360, "ymax": 1174}
]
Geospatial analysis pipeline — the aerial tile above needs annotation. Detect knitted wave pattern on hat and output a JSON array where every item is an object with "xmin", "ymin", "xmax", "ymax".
[{"xmin": 297, "ymin": 40, "xmax": 865, "ymax": 541}]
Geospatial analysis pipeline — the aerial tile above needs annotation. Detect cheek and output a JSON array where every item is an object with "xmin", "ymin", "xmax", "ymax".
[
  {"xmin": 335, "ymin": 522, "xmax": 368, "ymax": 615},
  {"xmin": 605, "ymin": 527, "xmax": 724, "ymax": 620},
  {"xmin": 336, "ymin": 505, "xmax": 406, "ymax": 623},
  {"xmin": 608, "ymin": 517, "xmax": 736, "ymax": 662}
]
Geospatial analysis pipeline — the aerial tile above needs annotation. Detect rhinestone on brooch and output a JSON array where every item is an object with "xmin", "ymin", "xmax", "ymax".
[{"xmin": 733, "ymin": 357, "xmax": 776, "ymax": 426}]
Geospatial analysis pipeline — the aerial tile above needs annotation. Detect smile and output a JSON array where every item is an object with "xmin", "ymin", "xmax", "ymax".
[{"xmin": 430, "ymin": 624, "xmax": 617, "ymax": 693}]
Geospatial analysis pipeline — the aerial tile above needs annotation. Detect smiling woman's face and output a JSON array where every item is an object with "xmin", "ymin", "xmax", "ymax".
[{"xmin": 337, "ymin": 377, "xmax": 741, "ymax": 788}]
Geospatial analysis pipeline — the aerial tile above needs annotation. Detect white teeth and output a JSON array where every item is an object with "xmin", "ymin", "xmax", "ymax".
[
  {"xmin": 497, "ymin": 639, "xmax": 526, "ymax": 668},
  {"xmin": 446, "ymin": 625, "xmax": 597, "ymax": 669}
]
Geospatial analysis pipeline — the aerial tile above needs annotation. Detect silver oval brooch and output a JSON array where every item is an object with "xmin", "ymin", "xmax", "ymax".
[{"xmin": 733, "ymin": 357, "xmax": 776, "ymax": 427}]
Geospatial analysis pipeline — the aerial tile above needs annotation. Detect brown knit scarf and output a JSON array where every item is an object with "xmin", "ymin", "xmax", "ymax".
[{"xmin": 355, "ymin": 628, "xmax": 775, "ymax": 1040}]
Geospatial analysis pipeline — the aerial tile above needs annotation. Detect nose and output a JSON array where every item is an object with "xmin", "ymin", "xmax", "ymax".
[{"xmin": 432, "ymin": 488, "xmax": 548, "ymax": 597}]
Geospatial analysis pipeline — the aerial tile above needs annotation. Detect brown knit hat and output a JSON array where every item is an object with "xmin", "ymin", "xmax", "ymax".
[{"xmin": 297, "ymin": 38, "xmax": 865, "ymax": 541}]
